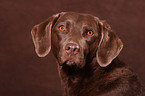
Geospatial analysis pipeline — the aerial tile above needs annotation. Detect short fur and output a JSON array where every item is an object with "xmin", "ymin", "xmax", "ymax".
[{"xmin": 31, "ymin": 12, "xmax": 145, "ymax": 96}]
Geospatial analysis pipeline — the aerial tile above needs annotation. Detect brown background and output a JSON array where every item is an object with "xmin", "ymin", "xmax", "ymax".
[{"xmin": 0, "ymin": 0, "xmax": 145, "ymax": 96}]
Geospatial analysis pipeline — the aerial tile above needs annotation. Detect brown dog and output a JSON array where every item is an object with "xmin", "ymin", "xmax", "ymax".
[{"xmin": 31, "ymin": 12, "xmax": 145, "ymax": 96}]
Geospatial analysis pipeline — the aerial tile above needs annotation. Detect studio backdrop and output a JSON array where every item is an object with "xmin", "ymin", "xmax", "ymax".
[{"xmin": 0, "ymin": 0, "xmax": 145, "ymax": 96}]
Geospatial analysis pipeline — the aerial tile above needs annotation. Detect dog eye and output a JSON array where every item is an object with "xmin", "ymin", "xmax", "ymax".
[
  {"xmin": 87, "ymin": 31, "xmax": 94, "ymax": 36},
  {"xmin": 59, "ymin": 26, "xmax": 65, "ymax": 32}
]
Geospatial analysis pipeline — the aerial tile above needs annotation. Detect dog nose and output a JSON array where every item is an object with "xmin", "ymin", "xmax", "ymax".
[{"xmin": 65, "ymin": 43, "xmax": 80, "ymax": 55}]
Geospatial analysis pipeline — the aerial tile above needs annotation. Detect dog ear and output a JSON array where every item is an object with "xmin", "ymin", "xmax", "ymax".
[
  {"xmin": 31, "ymin": 13, "xmax": 61, "ymax": 57},
  {"xmin": 96, "ymin": 20, "xmax": 123, "ymax": 67}
]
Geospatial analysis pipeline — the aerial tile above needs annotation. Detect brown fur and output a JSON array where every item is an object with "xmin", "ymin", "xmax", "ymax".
[{"xmin": 31, "ymin": 12, "xmax": 145, "ymax": 96}]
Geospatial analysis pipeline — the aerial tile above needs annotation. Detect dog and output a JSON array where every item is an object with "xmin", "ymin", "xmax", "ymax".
[{"xmin": 31, "ymin": 12, "xmax": 145, "ymax": 96}]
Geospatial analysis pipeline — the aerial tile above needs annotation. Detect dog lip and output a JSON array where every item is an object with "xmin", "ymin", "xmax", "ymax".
[
  {"xmin": 66, "ymin": 60, "xmax": 75, "ymax": 65},
  {"xmin": 61, "ymin": 59, "xmax": 76, "ymax": 66}
]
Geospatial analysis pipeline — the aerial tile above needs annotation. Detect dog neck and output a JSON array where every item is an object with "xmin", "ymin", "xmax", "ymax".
[
  {"xmin": 58, "ymin": 58, "xmax": 127, "ymax": 95},
  {"xmin": 58, "ymin": 57, "xmax": 107, "ymax": 95}
]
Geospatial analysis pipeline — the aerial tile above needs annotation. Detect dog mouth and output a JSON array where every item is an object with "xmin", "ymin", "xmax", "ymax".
[
  {"xmin": 60, "ymin": 59, "xmax": 79, "ymax": 76},
  {"xmin": 61, "ymin": 59, "xmax": 76, "ymax": 67}
]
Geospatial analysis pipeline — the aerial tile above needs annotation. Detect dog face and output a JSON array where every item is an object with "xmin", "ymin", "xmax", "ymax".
[
  {"xmin": 31, "ymin": 12, "xmax": 123, "ymax": 68},
  {"xmin": 51, "ymin": 13, "xmax": 101, "ymax": 68}
]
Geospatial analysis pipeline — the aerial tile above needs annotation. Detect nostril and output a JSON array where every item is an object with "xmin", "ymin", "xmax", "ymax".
[
  {"xmin": 73, "ymin": 48, "xmax": 76, "ymax": 52},
  {"xmin": 73, "ymin": 48, "xmax": 79, "ymax": 54},
  {"xmin": 73, "ymin": 48, "xmax": 79, "ymax": 52},
  {"xmin": 66, "ymin": 47, "xmax": 71, "ymax": 53},
  {"xmin": 66, "ymin": 46, "xmax": 70, "ymax": 51}
]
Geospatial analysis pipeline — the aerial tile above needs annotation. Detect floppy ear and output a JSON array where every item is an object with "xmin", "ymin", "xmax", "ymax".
[
  {"xmin": 96, "ymin": 20, "xmax": 123, "ymax": 67},
  {"xmin": 31, "ymin": 13, "xmax": 60, "ymax": 57}
]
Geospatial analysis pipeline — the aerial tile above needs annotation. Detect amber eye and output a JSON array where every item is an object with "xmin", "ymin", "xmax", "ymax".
[
  {"xmin": 87, "ymin": 31, "xmax": 93, "ymax": 36},
  {"xmin": 59, "ymin": 26, "xmax": 65, "ymax": 31}
]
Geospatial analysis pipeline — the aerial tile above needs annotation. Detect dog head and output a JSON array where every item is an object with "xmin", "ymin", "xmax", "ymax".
[{"xmin": 31, "ymin": 12, "xmax": 123, "ymax": 68}]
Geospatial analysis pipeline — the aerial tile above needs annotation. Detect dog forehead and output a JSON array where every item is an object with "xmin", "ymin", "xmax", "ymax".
[
  {"xmin": 58, "ymin": 12, "xmax": 97, "ymax": 26},
  {"xmin": 77, "ymin": 13, "xmax": 97, "ymax": 25}
]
